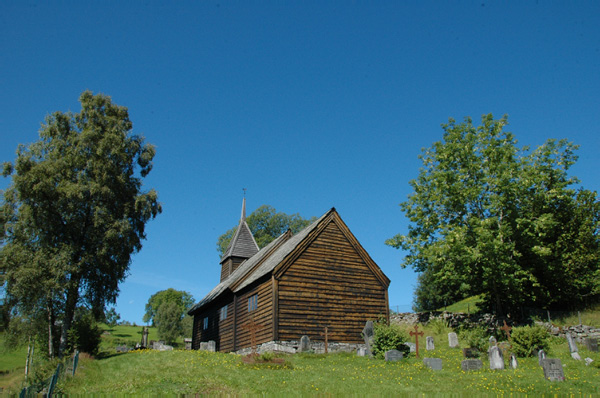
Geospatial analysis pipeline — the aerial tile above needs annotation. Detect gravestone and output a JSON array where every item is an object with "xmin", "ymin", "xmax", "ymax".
[
  {"xmin": 207, "ymin": 340, "xmax": 216, "ymax": 352},
  {"xmin": 488, "ymin": 336, "xmax": 497, "ymax": 346},
  {"xmin": 461, "ymin": 359, "xmax": 483, "ymax": 371},
  {"xmin": 488, "ymin": 346, "xmax": 505, "ymax": 370},
  {"xmin": 566, "ymin": 333, "xmax": 578, "ymax": 353},
  {"xmin": 404, "ymin": 342, "xmax": 416, "ymax": 353},
  {"xmin": 509, "ymin": 354, "xmax": 518, "ymax": 369},
  {"xmin": 426, "ymin": 336, "xmax": 434, "ymax": 351},
  {"xmin": 357, "ymin": 347, "xmax": 367, "ymax": 357},
  {"xmin": 200, "ymin": 342, "xmax": 208, "ymax": 351},
  {"xmin": 541, "ymin": 358, "xmax": 565, "ymax": 381},
  {"xmin": 384, "ymin": 349, "xmax": 403, "ymax": 362},
  {"xmin": 585, "ymin": 337, "xmax": 598, "ymax": 352},
  {"xmin": 585, "ymin": 357, "xmax": 594, "ymax": 366},
  {"xmin": 448, "ymin": 332, "xmax": 459, "ymax": 348},
  {"xmin": 463, "ymin": 348, "xmax": 480, "ymax": 358},
  {"xmin": 184, "ymin": 338, "xmax": 192, "ymax": 350},
  {"xmin": 141, "ymin": 327, "xmax": 149, "ymax": 348},
  {"xmin": 362, "ymin": 321, "xmax": 374, "ymax": 356},
  {"xmin": 423, "ymin": 358, "xmax": 443, "ymax": 370},
  {"xmin": 571, "ymin": 352, "xmax": 582, "ymax": 361},
  {"xmin": 299, "ymin": 335, "xmax": 311, "ymax": 352},
  {"xmin": 538, "ymin": 349, "xmax": 546, "ymax": 366}
]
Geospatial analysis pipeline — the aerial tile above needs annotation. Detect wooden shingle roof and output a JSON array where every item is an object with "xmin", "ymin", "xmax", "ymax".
[{"xmin": 221, "ymin": 198, "xmax": 259, "ymax": 262}]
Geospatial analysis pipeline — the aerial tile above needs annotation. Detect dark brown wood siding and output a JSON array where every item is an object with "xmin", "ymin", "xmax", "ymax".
[
  {"xmin": 277, "ymin": 220, "xmax": 388, "ymax": 343},
  {"xmin": 234, "ymin": 276, "xmax": 273, "ymax": 350},
  {"xmin": 191, "ymin": 294, "xmax": 234, "ymax": 352}
]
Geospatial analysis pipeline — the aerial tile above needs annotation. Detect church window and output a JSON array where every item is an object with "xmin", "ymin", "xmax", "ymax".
[
  {"xmin": 203, "ymin": 317, "xmax": 209, "ymax": 330},
  {"xmin": 220, "ymin": 305, "xmax": 228, "ymax": 321},
  {"xmin": 248, "ymin": 294, "xmax": 258, "ymax": 312}
]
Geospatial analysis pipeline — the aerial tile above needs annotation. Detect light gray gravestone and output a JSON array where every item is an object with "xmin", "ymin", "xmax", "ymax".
[
  {"xmin": 538, "ymin": 349, "xmax": 547, "ymax": 366},
  {"xmin": 384, "ymin": 349, "xmax": 404, "ymax": 362},
  {"xmin": 448, "ymin": 332, "xmax": 459, "ymax": 348},
  {"xmin": 510, "ymin": 354, "xmax": 518, "ymax": 369},
  {"xmin": 426, "ymin": 336, "xmax": 434, "ymax": 351},
  {"xmin": 299, "ymin": 335, "xmax": 311, "ymax": 352},
  {"xmin": 541, "ymin": 358, "xmax": 565, "ymax": 381},
  {"xmin": 585, "ymin": 337, "xmax": 598, "ymax": 352},
  {"xmin": 461, "ymin": 359, "xmax": 483, "ymax": 371},
  {"xmin": 566, "ymin": 333, "xmax": 578, "ymax": 353},
  {"xmin": 184, "ymin": 338, "xmax": 192, "ymax": 350},
  {"xmin": 141, "ymin": 326, "xmax": 149, "ymax": 348},
  {"xmin": 571, "ymin": 352, "xmax": 582, "ymax": 361},
  {"xmin": 488, "ymin": 336, "xmax": 497, "ymax": 346},
  {"xmin": 207, "ymin": 340, "xmax": 216, "ymax": 352},
  {"xmin": 357, "ymin": 347, "xmax": 367, "ymax": 357},
  {"xmin": 405, "ymin": 342, "xmax": 416, "ymax": 353},
  {"xmin": 423, "ymin": 358, "xmax": 442, "ymax": 370},
  {"xmin": 488, "ymin": 345, "xmax": 505, "ymax": 370},
  {"xmin": 200, "ymin": 342, "xmax": 208, "ymax": 351},
  {"xmin": 585, "ymin": 357, "xmax": 594, "ymax": 366},
  {"xmin": 362, "ymin": 321, "xmax": 374, "ymax": 356}
]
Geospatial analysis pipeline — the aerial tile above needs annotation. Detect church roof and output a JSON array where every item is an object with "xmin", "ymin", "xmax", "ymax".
[{"xmin": 221, "ymin": 198, "xmax": 259, "ymax": 262}]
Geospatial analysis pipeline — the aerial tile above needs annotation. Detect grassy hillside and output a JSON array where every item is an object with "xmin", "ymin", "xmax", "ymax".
[
  {"xmin": 57, "ymin": 331, "xmax": 600, "ymax": 395},
  {"xmin": 436, "ymin": 295, "xmax": 483, "ymax": 313}
]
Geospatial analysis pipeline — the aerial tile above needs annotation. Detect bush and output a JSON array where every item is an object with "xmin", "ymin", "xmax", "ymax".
[
  {"xmin": 460, "ymin": 326, "xmax": 488, "ymax": 352},
  {"xmin": 372, "ymin": 321, "xmax": 410, "ymax": 359},
  {"xmin": 70, "ymin": 310, "xmax": 102, "ymax": 356},
  {"xmin": 511, "ymin": 325, "xmax": 550, "ymax": 357}
]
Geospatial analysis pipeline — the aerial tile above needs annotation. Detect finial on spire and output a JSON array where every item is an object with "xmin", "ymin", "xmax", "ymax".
[{"xmin": 241, "ymin": 189, "xmax": 247, "ymax": 221}]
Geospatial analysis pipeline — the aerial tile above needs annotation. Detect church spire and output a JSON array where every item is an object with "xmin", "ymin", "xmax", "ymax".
[{"xmin": 241, "ymin": 196, "xmax": 246, "ymax": 221}]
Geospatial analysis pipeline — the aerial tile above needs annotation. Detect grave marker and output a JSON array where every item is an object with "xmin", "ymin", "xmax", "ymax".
[
  {"xmin": 299, "ymin": 335, "xmax": 311, "ymax": 352},
  {"xmin": 242, "ymin": 319, "xmax": 265, "ymax": 354},
  {"xmin": 488, "ymin": 336, "xmax": 497, "ymax": 346},
  {"xmin": 463, "ymin": 348, "xmax": 480, "ymax": 358},
  {"xmin": 509, "ymin": 354, "xmax": 518, "ymax": 369},
  {"xmin": 448, "ymin": 332, "xmax": 459, "ymax": 348},
  {"xmin": 500, "ymin": 320, "xmax": 512, "ymax": 341},
  {"xmin": 461, "ymin": 359, "xmax": 483, "ymax": 371},
  {"xmin": 385, "ymin": 349, "xmax": 403, "ymax": 362},
  {"xmin": 585, "ymin": 337, "xmax": 598, "ymax": 352},
  {"xmin": 541, "ymin": 358, "xmax": 565, "ymax": 381},
  {"xmin": 538, "ymin": 349, "xmax": 546, "ymax": 366},
  {"xmin": 423, "ymin": 358, "xmax": 443, "ymax": 370},
  {"xmin": 426, "ymin": 336, "xmax": 434, "ymax": 351},
  {"xmin": 319, "ymin": 326, "xmax": 330, "ymax": 354},
  {"xmin": 566, "ymin": 332, "xmax": 578, "ymax": 353},
  {"xmin": 488, "ymin": 345, "xmax": 505, "ymax": 370},
  {"xmin": 409, "ymin": 325, "xmax": 425, "ymax": 358},
  {"xmin": 362, "ymin": 321, "xmax": 374, "ymax": 356}
]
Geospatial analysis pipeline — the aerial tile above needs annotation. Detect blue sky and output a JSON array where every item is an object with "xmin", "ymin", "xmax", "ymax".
[{"xmin": 1, "ymin": 1, "xmax": 599, "ymax": 323}]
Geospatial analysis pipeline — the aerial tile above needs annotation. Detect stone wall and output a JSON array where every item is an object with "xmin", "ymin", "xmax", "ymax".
[
  {"xmin": 235, "ymin": 340, "xmax": 367, "ymax": 356},
  {"xmin": 391, "ymin": 311, "xmax": 497, "ymax": 330}
]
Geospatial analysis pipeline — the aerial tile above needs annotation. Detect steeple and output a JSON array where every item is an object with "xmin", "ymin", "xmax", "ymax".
[{"xmin": 220, "ymin": 196, "xmax": 259, "ymax": 282}]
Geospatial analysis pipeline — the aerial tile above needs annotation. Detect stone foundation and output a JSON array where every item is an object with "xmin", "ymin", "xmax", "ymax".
[{"xmin": 235, "ymin": 340, "xmax": 367, "ymax": 356}]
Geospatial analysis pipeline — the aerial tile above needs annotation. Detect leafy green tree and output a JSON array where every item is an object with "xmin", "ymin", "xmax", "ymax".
[
  {"xmin": 1, "ymin": 91, "xmax": 162, "ymax": 358},
  {"xmin": 217, "ymin": 205, "xmax": 315, "ymax": 256},
  {"xmin": 143, "ymin": 288, "xmax": 194, "ymax": 326},
  {"xmin": 155, "ymin": 301, "xmax": 183, "ymax": 344},
  {"xmin": 387, "ymin": 114, "xmax": 600, "ymax": 315},
  {"xmin": 104, "ymin": 307, "xmax": 121, "ymax": 328}
]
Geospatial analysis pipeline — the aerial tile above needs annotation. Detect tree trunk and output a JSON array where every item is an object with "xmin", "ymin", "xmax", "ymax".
[
  {"xmin": 47, "ymin": 300, "xmax": 54, "ymax": 359},
  {"xmin": 58, "ymin": 276, "xmax": 80, "ymax": 358}
]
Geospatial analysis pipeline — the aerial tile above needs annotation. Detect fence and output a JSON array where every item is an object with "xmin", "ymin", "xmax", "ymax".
[{"xmin": 19, "ymin": 350, "xmax": 79, "ymax": 398}]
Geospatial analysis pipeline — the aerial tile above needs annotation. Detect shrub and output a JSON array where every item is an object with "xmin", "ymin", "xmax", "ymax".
[
  {"xmin": 460, "ymin": 326, "xmax": 488, "ymax": 352},
  {"xmin": 511, "ymin": 325, "xmax": 550, "ymax": 357},
  {"xmin": 372, "ymin": 321, "xmax": 410, "ymax": 359}
]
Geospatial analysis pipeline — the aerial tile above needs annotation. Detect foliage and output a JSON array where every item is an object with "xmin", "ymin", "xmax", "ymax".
[
  {"xmin": 511, "ymin": 325, "xmax": 551, "ymax": 358},
  {"xmin": 143, "ymin": 288, "xmax": 194, "ymax": 325},
  {"xmin": 459, "ymin": 326, "xmax": 488, "ymax": 352},
  {"xmin": 69, "ymin": 307, "xmax": 103, "ymax": 356},
  {"xmin": 155, "ymin": 301, "xmax": 183, "ymax": 344},
  {"xmin": 371, "ymin": 321, "xmax": 410, "ymax": 359},
  {"xmin": 217, "ymin": 205, "xmax": 316, "ymax": 256},
  {"xmin": 436, "ymin": 295, "xmax": 483, "ymax": 314},
  {"xmin": 1, "ymin": 91, "xmax": 161, "ymax": 358},
  {"xmin": 426, "ymin": 318, "xmax": 452, "ymax": 337},
  {"xmin": 387, "ymin": 114, "xmax": 600, "ymax": 315},
  {"xmin": 104, "ymin": 308, "xmax": 121, "ymax": 328}
]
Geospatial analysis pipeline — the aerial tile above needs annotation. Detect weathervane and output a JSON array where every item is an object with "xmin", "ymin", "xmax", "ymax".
[{"xmin": 243, "ymin": 188, "xmax": 247, "ymax": 197}]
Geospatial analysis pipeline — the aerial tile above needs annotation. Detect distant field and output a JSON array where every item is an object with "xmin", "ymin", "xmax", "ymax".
[{"xmin": 436, "ymin": 295, "xmax": 483, "ymax": 313}]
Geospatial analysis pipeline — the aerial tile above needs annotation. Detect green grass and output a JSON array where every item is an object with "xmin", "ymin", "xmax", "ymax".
[
  {"xmin": 99, "ymin": 324, "xmax": 159, "ymax": 353},
  {"xmin": 437, "ymin": 295, "xmax": 483, "ymax": 313},
  {"xmin": 57, "ymin": 336, "xmax": 600, "ymax": 395}
]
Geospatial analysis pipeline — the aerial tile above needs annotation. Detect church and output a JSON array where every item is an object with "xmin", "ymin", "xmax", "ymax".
[{"xmin": 188, "ymin": 200, "xmax": 391, "ymax": 352}]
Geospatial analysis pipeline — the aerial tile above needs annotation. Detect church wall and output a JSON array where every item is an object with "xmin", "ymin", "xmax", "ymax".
[
  {"xmin": 234, "ymin": 275, "xmax": 273, "ymax": 350},
  {"xmin": 191, "ymin": 294, "xmax": 234, "ymax": 352},
  {"xmin": 277, "ymin": 220, "xmax": 388, "ymax": 343}
]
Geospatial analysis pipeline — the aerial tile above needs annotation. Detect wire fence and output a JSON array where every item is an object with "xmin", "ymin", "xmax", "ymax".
[{"xmin": 19, "ymin": 350, "xmax": 79, "ymax": 398}]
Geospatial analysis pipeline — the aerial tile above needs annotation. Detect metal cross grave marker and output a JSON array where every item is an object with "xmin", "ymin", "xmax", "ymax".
[
  {"xmin": 410, "ymin": 325, "xmax": 425, "ymax": 358},
  {"xmin": 242, "ymin": 319, "xmax": 265, "ymax": 354},
  {"xmin": 500, "ymin": 320, "xmax": 512, "ymax": 341}
]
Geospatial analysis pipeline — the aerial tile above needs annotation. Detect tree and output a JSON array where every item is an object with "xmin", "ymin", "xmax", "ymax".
[
  {"xmin": 143, "ymin": 288, "xmax": 194, "ymax": 326},
  {"xmin": 386, "ymin": 114, "xmax": 600, "ymax": 315},
  {"xmin": 216, "ymin": 205, "xmax": 315, "ymax": 256},
  {"xmin": 104, "ymin": 307, "xmax": 121, "ymax": 328},
  {"xmin": 155, "ymin": 301, "xmax": 183, "ymax": 344},
  {"xmin": 1, "ymin": 91, "xmax": 162, "ymax": 357}
]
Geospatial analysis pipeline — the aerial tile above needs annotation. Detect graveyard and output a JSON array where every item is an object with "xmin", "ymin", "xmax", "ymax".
[{"xmin": 21, "ymin": 319, "xmax": 600, "ymax": 395}]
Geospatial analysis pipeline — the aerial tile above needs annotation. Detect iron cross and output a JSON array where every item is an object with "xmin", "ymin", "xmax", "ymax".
[{"xmin": 409, "ymin": 324, "xmax": 424, "ymax": 358}]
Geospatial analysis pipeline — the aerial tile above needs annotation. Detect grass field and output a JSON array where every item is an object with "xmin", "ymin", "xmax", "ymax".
[{"xmin": 56, "ymin": 336, "xmax": 600, "ymax": 395}]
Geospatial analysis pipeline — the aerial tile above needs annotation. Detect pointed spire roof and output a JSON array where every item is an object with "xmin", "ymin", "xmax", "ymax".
[{"xmin": 221, "ymin": 198, "xmax": 259, "ymax": 262}]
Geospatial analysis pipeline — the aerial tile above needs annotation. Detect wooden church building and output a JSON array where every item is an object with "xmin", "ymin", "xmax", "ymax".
[{"xmin": 188, "ymin": 200, "xmax": 391, "ymax": 352}]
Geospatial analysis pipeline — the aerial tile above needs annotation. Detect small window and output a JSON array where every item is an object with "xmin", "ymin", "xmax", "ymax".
[
  {"xmin": 248, "ymin": 294, "xmax": 258, "ymax": 312},
  {"xmin": 203, "ymin": 317, "xmax": 209, "ymax": 330},
  {"xmin": 220, "ymin": 305, "xmax": 228, "ymax": 321}
]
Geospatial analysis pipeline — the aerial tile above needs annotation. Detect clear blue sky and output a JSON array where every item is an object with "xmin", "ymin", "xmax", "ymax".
[{"xmin": 1, "ymin": 1, "xmax": 599, "ymax": 324}]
